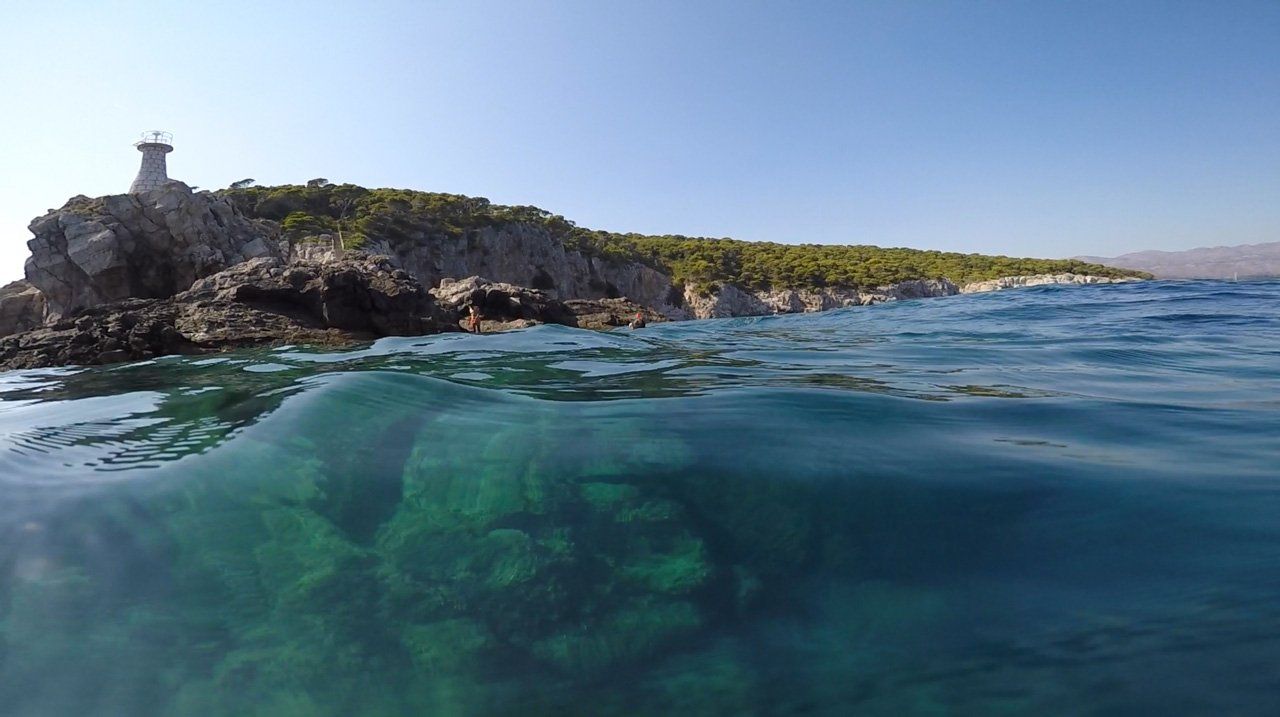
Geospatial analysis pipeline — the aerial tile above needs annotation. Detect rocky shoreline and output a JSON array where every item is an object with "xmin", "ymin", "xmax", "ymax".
[
  {"xmin": 0, "ymin": 259, "xmax": 656, "ymax": 370},
  {"xmin": 0, "ymin": 184, "xmax": 1140, "ymax": 370}
]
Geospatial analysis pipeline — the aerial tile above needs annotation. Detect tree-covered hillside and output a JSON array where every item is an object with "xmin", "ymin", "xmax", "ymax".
[{"xmin": 219, "ymin": 184, "xmax": 1148, "ymax": 290}]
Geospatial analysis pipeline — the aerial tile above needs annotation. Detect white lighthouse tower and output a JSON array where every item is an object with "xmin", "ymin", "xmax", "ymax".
[{"xmin": 129, "ymin": 130, "xmax": 174, "ymax": 193}]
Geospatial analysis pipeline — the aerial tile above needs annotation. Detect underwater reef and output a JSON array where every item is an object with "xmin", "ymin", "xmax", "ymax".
[{"xmin": 0, "ymin": 375, "xmax": 853, "ymax": 716}]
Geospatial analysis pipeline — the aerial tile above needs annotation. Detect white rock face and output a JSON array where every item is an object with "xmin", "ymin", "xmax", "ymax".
[
  {"xmin": 960, "ymin": 273, "xmax": 1141, "ymax": 294},
  {"xmin": 855, "ymin": 278, "xmax": 961, "ymax": 305},
  {"xmin": 290, "ymin": 238, "xmax": 345, "ymax": 263},
  {"xmin": 680, "ymin": 283, "xmax": 774, "ymax": 318},
  {"xmin": 367, "ymin": 224, "xmax": 689, "ymax": 317},
  {"xmin": 24, "ymin": 183, "xmax": 281, "ymax": 318},
  {"xmin": 753, "ymin": 287, "xmax": 860, "ymax": 313},
  {"xmin": 678, "ymin": 278, "xmax": 960, "ymax": 320}
]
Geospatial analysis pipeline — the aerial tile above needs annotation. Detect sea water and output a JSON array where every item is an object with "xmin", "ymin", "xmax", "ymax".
[{"xmin": 1, "ymin": 280, "xmax": 1278, "ymax": 716}]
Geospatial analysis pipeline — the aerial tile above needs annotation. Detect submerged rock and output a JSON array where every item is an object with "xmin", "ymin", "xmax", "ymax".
[
  {"xmin": 0, "ymin": 372, "xmax": 867, "ymax": 714},
  {"xmin": 376, "ymin": 409, "xmax": 717, "ymax": 678}
]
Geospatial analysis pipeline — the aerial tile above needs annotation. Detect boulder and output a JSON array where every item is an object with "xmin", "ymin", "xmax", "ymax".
[
  {"xmin": 24, "ymin": 183, "xmax": 279, "ymax": 319},
  {"xmin": 0, "ymin": 280, "xmax": 46, "ymax": 338}
]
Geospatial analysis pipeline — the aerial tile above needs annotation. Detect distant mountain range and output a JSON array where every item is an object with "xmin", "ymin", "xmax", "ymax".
[{"xmin": 1076, "ymin": 241, "xmax": 1280, "ymax": 280}]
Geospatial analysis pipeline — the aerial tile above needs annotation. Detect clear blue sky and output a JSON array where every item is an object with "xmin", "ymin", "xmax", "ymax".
[{"xmin": 2, "ymin": 0, "xmax": 1277, "ymax": 282}]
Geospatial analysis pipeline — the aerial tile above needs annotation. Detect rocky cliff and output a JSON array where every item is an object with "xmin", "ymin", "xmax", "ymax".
[
  {"xmin": 217, "ymin": 184, "xmax": 1144, "ymax": 322},
  {"xmin": 274, "ymin": 226, "xmax": 1138, "ymax": 321},
  {"xmin": 290, "ymin": 236, "xmax": 979, "ymax": 321},
  {"xmin": 24, "ymin": 183, "xmax": 278, "ymax": 319},
  {"xmin": 1, "ymin": 184, "xmax": 1147, "ymax": 368},
  {"xmin": 358, "ymin": 226, "xmax": 683, "ymax": 318}
]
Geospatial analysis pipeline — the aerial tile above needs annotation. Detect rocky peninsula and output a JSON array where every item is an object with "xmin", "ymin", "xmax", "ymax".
[{"xmin": 0, "ymin": 183, "xmax": 1143, "ymax": 369}]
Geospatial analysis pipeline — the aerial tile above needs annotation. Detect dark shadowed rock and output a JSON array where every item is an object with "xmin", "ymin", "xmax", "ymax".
[
  {"xmin": 429, "ymin": 276, "xmax": 666, "ymax": 332},
  {"xmin": 0, "ymin": 257, "xmax": 452, "ymax": 370},
  {"xmin": 430, "ymin": 276, "xmax": 576, "ymax": 331},
  {"xmin": 187, "ymin": 256, "xmax": 447, "ymax": 337},
  {"xmin": 24, "ymin": 183, "xmax": 279, "ymax": 318},
  {"xmin": 563, "ymin": 298, "xmax": 665, "ymax": 330}
]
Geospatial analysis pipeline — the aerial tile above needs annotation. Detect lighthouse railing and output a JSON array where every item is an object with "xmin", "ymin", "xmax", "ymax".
[{"xmin": 135, "ymin": 130, "xmax": 173, "ymax": 147}]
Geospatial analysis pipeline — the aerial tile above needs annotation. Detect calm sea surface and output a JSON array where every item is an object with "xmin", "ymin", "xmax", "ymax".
[{"xmin": 1, "ymin": 280, "xmax": 1278, "ymax": 716}]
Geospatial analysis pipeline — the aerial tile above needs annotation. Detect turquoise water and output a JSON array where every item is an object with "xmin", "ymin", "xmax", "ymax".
[{"xmin": 2, "ymin": 280, "xmax": 1278, "ymax": 715}]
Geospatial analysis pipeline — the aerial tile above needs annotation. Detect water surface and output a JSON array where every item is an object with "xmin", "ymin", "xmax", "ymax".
[{"xmin": 2, "ymin": 280, "xmax": 1278, "ymax": 715}]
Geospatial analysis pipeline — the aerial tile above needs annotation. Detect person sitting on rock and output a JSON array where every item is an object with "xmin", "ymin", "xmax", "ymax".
[
  {"xmin": 628, "ymin": 311, "xmax": 646, "ymax": 330},
  {"xmin": 467, "ymin": 305, "xmax": 482, "ymax": 334}
]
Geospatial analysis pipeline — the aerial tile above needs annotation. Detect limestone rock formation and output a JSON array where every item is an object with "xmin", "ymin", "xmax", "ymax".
[
  {"xmin": 680, "ymin": 278, "xmax": 961, "ymax": 319},
  {"xmin": 0, "ymin": 257, "xmax": 450, "ymax": 370},
  {"xmin": 835, "ymin": 277, "xmax": 963, "ymax": 306},
  {"xmin": 867, "ymin": 278, "xmax": 962, "ymax": 301},
  {"xmin": 315, "ymin": 225, "xmax": 685, "ymax": 318},
  {"xmin": 678, "ymin": 283, "xmax": 774, "ymax": 318},
  {"xmin": 24, "ymin": 183, "xmax": 279, "ymax": 319},
  {"xmin": 0, "ymin": 280, "xmax": 46, "ymax": 338},
  {"xmin": 960, "ymin": 273, "xmax": 1141, "ymax": 293},
  {"xmin": 752, "ymin": 287, "xmax": 862, "ymax": 314}
]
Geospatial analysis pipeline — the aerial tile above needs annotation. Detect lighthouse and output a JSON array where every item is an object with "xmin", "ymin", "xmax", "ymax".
[{"xmin": 130, "ymin": 130, "xmax": 174, "ymax": 193}]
